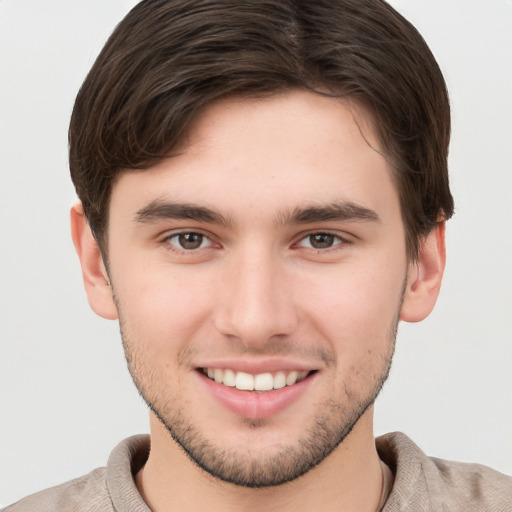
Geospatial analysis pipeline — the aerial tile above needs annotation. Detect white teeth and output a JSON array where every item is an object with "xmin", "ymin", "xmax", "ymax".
[
  {"xmin": 297, "ymin": 370, "xmax": 309, "ymax": 381},
  {"xmin": 254, "ymin": 373, "xmax": 273, "ymax": 391},
  {"xmin": 223, "ymin": 369, "xmax": 236, "ymax": 387},
  {"xmin": 235, "ymin": 371, "xmax": 254, "ymax": 391},
  {"xmin": 286, "ymin": 371, "xmax": 298, "ymax": 386},
  {"xmin": 273, "ymin": 371, "xmax": 286, "ymax": 389},
  {"xmin": 203, "ymin": 368, "xmax": 311, "ymax": 391}
]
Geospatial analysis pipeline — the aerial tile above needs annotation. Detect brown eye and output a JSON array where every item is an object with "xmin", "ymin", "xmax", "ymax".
[
  {"xmin": 297, "ymin": 232, "xmax": 345, "ymax": 250},
  {"xmin": 309, "ymin": 233, "xmax": 336, "ymax": 249},
  {"xmin": 179, "ymin": 233, "xmax": 203, "ymax": 249},
  {"xmin": 167, "ymin": 232, "xmax": 210, "ymax": 250}
]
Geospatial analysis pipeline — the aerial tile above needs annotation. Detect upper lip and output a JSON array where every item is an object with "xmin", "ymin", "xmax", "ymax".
[{"xmin": 195, "ymin": 358, "xmax": 320, "ymax": 374}]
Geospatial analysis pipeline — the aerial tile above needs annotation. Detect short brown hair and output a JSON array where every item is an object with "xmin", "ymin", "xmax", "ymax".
[{"xmin": 69, "ymin": 0, "xmax": 454, "ymax": 258}]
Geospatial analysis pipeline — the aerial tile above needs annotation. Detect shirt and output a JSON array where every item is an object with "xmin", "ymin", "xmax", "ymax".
[{"xmin": 3, "ymin": 432, "xmax": 511, "ymax": 511}]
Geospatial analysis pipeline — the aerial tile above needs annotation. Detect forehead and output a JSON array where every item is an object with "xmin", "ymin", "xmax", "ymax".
[
  {"xmin": 109, "ymin": 90, "xmax": 399, "ymax": 225},
  {"xmin": 177, "ymin": 90, "xmax": 383, "ymax": 170}
]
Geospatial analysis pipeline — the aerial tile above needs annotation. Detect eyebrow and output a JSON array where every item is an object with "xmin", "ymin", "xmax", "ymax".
[
  {"xmin": 134, "ymin": 199, "xmax": 380, "ymax": 227},
  {"xmin": 134, "ymin": 200, "xmax": 232, "ymax": 227},
  {"xmin": 277, "ymin": 202, "xmax": 380, "ymax": 225}
]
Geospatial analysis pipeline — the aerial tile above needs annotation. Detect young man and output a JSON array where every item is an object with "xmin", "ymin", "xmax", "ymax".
[{"xmin": 4, "ymin": 0, "xmax": 511, "ymax": 510}]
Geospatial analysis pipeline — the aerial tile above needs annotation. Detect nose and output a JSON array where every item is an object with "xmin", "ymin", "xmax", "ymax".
[{"xmin": 214, "ymin": 246, "xmax": 299, "ymax": 349}]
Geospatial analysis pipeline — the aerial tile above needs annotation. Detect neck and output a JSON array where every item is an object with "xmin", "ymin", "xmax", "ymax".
[{"xmin": 136, "ymin": 408, "xmax": 384, "ymax": 512}]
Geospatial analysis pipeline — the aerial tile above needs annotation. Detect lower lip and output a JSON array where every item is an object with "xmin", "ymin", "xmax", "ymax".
[{"xmin": 198, "ymin": 371, "xmax": 316, "ymax": 420}]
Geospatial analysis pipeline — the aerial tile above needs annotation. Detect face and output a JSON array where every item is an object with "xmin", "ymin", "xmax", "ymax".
[{"xmin": 104, "ymin": 91, "xmax": 409, "ymax": 486}]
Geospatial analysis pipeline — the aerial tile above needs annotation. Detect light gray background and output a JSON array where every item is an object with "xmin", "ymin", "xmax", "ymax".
[{"xmin": 1, "ymin": 0, "xmax": 511, "ymax": 506}]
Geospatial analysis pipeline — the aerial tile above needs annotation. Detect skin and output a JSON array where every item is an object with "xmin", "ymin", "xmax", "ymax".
[{"xmin": 71, "ymin": 90, "xmax": 446, "ymax": 512}]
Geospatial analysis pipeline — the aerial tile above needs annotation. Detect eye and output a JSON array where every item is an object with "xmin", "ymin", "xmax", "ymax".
[
  {"xmin": 297, "ymin": 232, "xmax": 345, "ymax": 250},
  {"xmin": 166, "ymin": 232, "xmax": 212, "ymax": 251}
]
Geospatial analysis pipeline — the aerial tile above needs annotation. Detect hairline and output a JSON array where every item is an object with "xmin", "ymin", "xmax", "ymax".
[{"xmin": 91, "ymin": 87, "xmax": 424, "ymax": 266}]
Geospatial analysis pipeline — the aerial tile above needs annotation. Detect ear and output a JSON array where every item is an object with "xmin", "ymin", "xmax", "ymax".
[
  {"xmin": 400, "ymin": 222, "xmax": 446, "ymax": 323},
  {"xmin": 70, "ymin": 202, "xmax": 118, "ymax": 320}
]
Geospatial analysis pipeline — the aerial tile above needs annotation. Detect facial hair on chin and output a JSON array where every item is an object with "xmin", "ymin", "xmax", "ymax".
[{"xmin": 116, "ymin": 284, "xmax": 404, "ymax": 488}]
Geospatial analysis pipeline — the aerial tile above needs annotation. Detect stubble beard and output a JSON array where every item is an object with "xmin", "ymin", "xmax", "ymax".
[
  {"xmin": 117, "ymin": 292, "xmax": 403, "ymax": 488},
  {"xmin": 120, "ymin": 336, "xmax": 397, "ymax": 488}
]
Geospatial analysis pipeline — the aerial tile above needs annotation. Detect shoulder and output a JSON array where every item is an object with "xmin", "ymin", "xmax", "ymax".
[
  {"xmin": 377, "ymin": 432, "xmax": 512, "ymax": 511},
  {"xmin": 427, "ymin": 456, "xmax": 512, "ymax": 507},
  {"xmin": 1, "ymin": 467, "xmax": 111, "ymax": 512},
  {"xmin": 2, "ymin": 435, "xmax": 150, "ymax": 512}
]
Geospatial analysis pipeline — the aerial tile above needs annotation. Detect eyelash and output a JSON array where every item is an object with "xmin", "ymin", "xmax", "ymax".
[
  {"xmin": 163, "ymin": 231, "xmax": 215, "ymax": 252},
  {"xmin": 295, "ymin": 231, "xmax": 349, "ymax": 251},
  {"xmin": 162, "ymin": 230, "xmax": 350, "ymax": 254}
]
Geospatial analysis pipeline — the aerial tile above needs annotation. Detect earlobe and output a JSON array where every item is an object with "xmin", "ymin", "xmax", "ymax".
[
  {"xmin": 70, "ymin": 202, "xmax": 118, "ymax": 320},
  {"xmin": 400, "ymin": 222, "xmax": 446, "ymax": 323}
]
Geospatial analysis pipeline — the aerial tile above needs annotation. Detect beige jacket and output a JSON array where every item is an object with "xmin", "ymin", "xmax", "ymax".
[{"xmin": 3, "ymin": 432, "xmax": 511, "ymax": 511}]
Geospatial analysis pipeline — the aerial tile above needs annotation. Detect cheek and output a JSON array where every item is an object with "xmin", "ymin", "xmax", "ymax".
[
  {"xmin": 111, "ymin": 261, "xmax": 221, "ymax": 354},
  {"xmin": 298, "ymin": 259, "xmax": 405, "ymax": 348}
]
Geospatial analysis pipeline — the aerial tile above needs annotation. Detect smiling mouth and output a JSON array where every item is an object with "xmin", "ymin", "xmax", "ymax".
[{"xmin": 200, "ymin": 368, "xmax": 314, "ymax": 391}]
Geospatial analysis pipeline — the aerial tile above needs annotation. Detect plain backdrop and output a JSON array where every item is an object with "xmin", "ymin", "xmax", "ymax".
[{"xmin": 1, "ymin": 0, "xmax": 511, "ymax": 506}]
